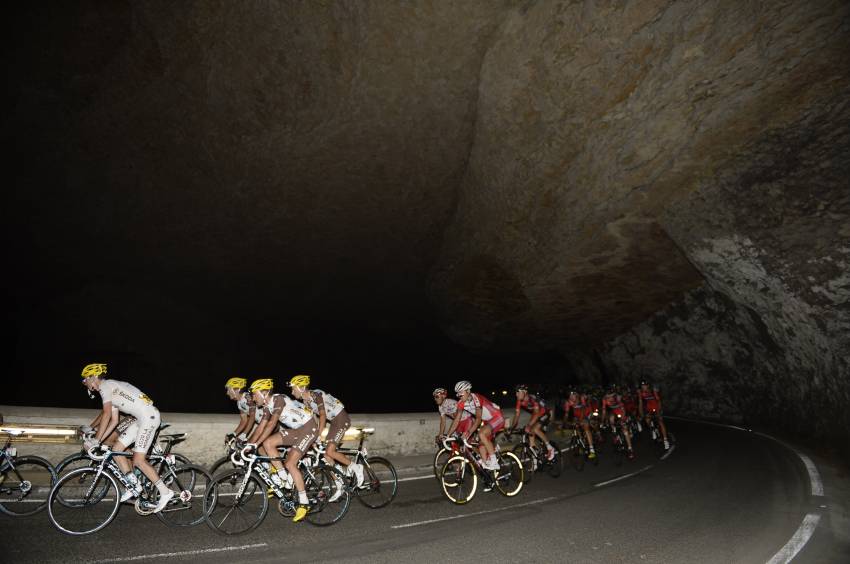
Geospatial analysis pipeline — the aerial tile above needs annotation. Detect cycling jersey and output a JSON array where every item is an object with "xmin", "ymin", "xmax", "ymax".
[
  {"xmin": 564, "ymin": 396, "xmax": 592, "ymax": 420},
  {"xmin": 457, "ymin": 393, "xmax": 501, "ymax": 422},
  {"xmin": 640, "ymin": 389, "xmax": 661, "ymax": 412},
  {"xmin": 516, "ymin": 394, "xmax": 547, "ymax": 416},
  {"xmin": 304, "ymin": 389, "xmax": 344, "ymax": 420},
  {"xmin": 236, "ymin": 392, "xmax": 256, "ymax": 415},
  {"xmin": 97, "ymin": 379, "xmax": 160, "ymax": 453},
  {"xmin": 438, "ymin": 398, "xmax": 471, "ymax": 421},
  {"xmin": 602, "ymin": 394, "xmax": 626, "ymax": 416},
  {"xmin": 266, "ymin": 394, "xmax": 315, "ymax": 429},
  {"xmin": 98, "ymin": 380, "xmax": 156, "ymax": 419},
  {"xmin": 622, "ymin": 393, "xmax": 637, "ymax": 415}
]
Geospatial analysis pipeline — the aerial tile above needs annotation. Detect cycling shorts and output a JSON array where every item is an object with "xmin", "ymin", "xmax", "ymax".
[
  {"xmin": 118, "ymin": 420, "xmax": 139, "ymax": 447},
  {"xmin": 279, "ymin": 421, "xmax": 318, "ymax": 454},
  {"xmin": 133, "ymin": 408, "xmax": 161, "ymax": 454},
  {"xmin": 485, "ymin": 411, "xmax": 505, "ymax": 435},
  {"xmin": 326, "ymin": 409, "xmax": 351, "ymax": 445}
]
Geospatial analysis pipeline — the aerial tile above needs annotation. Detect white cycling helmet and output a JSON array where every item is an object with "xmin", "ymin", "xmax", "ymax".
[{"xmin": 454, "ymin": 380, "xmax": 472, "ymax": 394}]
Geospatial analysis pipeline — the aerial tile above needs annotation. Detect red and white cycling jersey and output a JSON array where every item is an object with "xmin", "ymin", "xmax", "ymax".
[
  {"xmin": 602, "ymin": 393, "xmax": 625, "ymax": 415},
  {"xmin": 438, "ymin": 398, "xmax": 471, "ymax": 421},
  {"xmin": 265, "ymin": 394, "xmax": 315, "ymax": 429},
  {"xmin": 457, "ymin": 393, "xmax": 501, "ymax": 422}
]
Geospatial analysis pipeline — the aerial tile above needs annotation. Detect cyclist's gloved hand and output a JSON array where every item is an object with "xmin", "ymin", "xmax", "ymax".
[
  {"xmin": 244, "ymin": 443, "xmax": 257, "ymax": 453},
  {"xmin": 523, "ymin": 425, "xmax": 531, "ymax": 434},
  {"xmin": 83, "ymin": 436, "xmax": 99, "ymax": 450},
  {"xmin": 237, "ymin": 432, "xmax": 248, "ymax": 442},
  {"xmin": 80, "ymin": 424, "xmax": 94, "ymax": 435}
]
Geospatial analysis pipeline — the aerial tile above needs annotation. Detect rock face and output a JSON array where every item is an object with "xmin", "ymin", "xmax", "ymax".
[{"xmin": 8, "ymin": 1, "xmax": 850, "ymax": 440}]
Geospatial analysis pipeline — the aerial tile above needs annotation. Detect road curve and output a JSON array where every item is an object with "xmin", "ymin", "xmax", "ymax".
[{"xmin": 2, "ymin": 420, "xmax": 846, "ymax": 563}]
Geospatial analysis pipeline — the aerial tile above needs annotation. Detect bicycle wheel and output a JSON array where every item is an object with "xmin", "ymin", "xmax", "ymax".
[
  {"xmin": 433, "ymin": 448, "xmax": 451, "ymax": 480},
  {"xmin": 0, "ymin": 456, "xmax": 57, "ymax": 516},
  {"xmin": 493, "ymin": 451, "xmax": 523, "ymax": 497},
  {"xmin": 357, "ymin": 456, "xmax": 398, "ymax": 509},
  {"xmin": 156, "ymin": 464, "xmax": 212, "ymax": 527},
  {"xmin": 547, "ymin": 442, "xmax": 563, "ymax": 478},
  {"xmin": 55, "ymin": 452, "xmax": 93, "ymax": 476},
  {"xmin": 568, "ymin": 438, "xmax": 586, "ymax": 471},
  {"xmin": 204, "ymin": 469, "xmax": 267, "ymax": 536},
  {"xmin": 612, "ymin": 437, "xmax": 625, "ymax": 467},
  {"xmin": 512, "ymin": 444, "xmax": 535, "ymax": 483},
  {"xmin": 48, "ymin": 468, "xmax": 120, "ymax": 535},
  {"xmin": 209, "ymin": 455, "xmax": 237, "ymax": 477},
  {"xmin": 440, "ymin": 455, "xmax": 476, "ymax": 505},
  {"xmin": 305, "ymin": 466, "xmax": 350, "ymax": 526}
]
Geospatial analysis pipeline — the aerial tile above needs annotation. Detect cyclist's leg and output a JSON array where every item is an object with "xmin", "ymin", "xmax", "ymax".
[
  {"xmin": 132, "ymin": 411, "xmax": 163, "ymax": 484},
  {"xmin": 262, "ymin": 432, "xmax": 286, "ymax": 473},
  {"xmin": 324, "ymin": 411, "xmax": 353, "ymax": 467},
  {"xmin": 657, "ymin": 412, "xmax": 669, "ymax": 442},
  {"xmin": 581, "ymin": 419, "xmax": 596, "ymax": 454},
  {"xmin": 479, "ymin": 425, "xmax": 494, "ymax": 459}
]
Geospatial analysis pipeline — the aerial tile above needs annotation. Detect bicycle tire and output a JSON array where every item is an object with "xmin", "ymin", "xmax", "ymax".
[
  {"xmin": 440, "ymin": 455, "xmax": 477, "ymax": 505},
  {"xmin": 612, "ymin": 434, "xmax": 625, "ymax": 467},
  {"xmin": 209, "ymin": 454, "xmax": 237, "ymax": 478},
  {"xmin": 305, "ymin": 466, "xmax": 350, "ymax": 526},
  {"xmin": 204, "ymin": 469, "xmax": 267, "ymax": 536},
  {"xmin": 512, "ymin": 444, "xmax": 535, "ymax": 483},
  {"xmin": 47, "ymin": 467, "xmax": 120, "ymax": 535},
  {"xmin": 569, "ymin": 437, "xmax": 586, "ymax": 472},
  {"xmin": 156, "ymin": 464, "xmax": 212, "ymax": 527},
  {"xmin": 493, "ymin": 451, "xmax": 523, "ymax": 497},
  {"xmin": 547, "ymin": 441, "xmax": 563, "ymax": 478},
  {"xmin": 433, "ymin": 448, "xmax": 451, "ymax": 480},
  {"xmin": 55, "ymin": 451, "xmax": 93, "ymax": 476},
  {"xmin": 0, "ymin": 455, "xmax": 57, "ymax": 516},
  {"xmin": 356, "ymin": 456, "xmax": 398, "ymax": 509}
]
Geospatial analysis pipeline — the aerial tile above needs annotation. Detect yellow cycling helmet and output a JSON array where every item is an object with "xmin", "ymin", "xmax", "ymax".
[
  {"xmin": 225, "ymin": 377, "xmax": 247, "ymax": 390},
  {"xmin": 249, "ymin": 378, "xmax": 274, "ymax": 392},
  {"xmin": 81, "ymin": 363, "xmax": 107, "ymax": 380},
  {"xmin": 289, "ymin": 374, "xmax": 311, "ymax": 388}
]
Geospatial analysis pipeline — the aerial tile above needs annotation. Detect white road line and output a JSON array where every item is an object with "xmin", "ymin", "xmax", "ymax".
[
  {"xmin": 766, "ymin": 514, "xmax": 822, "ymax": 564},
  {"xmin": 397, "ymin": 474, "xmax": 434, "ymax": 483},
  {"xmin": 665, "ymin": 415, "xmax": 825, "ymax": 563},
  {"xmin": 391, "ymin": 495, "xmax": 559, "ymax": 529},
  {"xmin": 660, "ymin": 444, "xmax": 676, "ymax": 460},
  {"xmin": 87, "ymin": 543, "xmax": 268, "ymax": 563},
  {"xmin": 593, "ymin": 465, "xmax": 653, "ymax": 488}
]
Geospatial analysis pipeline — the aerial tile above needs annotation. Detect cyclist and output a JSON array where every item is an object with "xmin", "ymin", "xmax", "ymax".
[
  {"xmin": 622, "ymin": 386, "xmax": 641, "ymax": 432},
  {"xmin": 80, "ymin": 363, "xmax": 174, "ymax": 512},
  {"xmin": 224, "ymin": 377, "xmax": 256, "ymax": 443},
  {"xmin": 601, "ymin": 384, "xmax": 635, "ymax": 459},
  {"xmin": 288, "ymin": 374, "xmax": 364, "ymax": 488},
  {"xmin": 638, "ymin": 380, "xmax": 670, "ymax": 450},
  {"xmin": 82, "ymin": 411, "xmax": 137, "ymax": 450},
  {"xmin": 563, "ymin": 390, "xmax": 597, "ymax": 459},
  {"xmin": 247, "ymin": 378, "xmax": 318, "ymax": 523},
  {"xmin": 445, "ymin": 381, "xmax": 504, "ymax": 471},
  {"xmin": 509, "ymin": 384, "xmax": 555, "ymax": 461},
  {"xmin": 433, "ymin": 387, "xmax": 472, "ymax": 439}
]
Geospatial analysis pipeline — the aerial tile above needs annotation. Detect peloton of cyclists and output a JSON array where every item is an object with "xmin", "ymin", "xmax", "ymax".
[
  {"xmin": 80, "ymin": 363, "xmax": 174, "ymax": 512},
  {"xmin": 509, "ymin": 384, "xmax": 556, "ymax": 461},
  {"xmin": 445, "ymin": 381, "xmax": 505, "ymax": 471}
]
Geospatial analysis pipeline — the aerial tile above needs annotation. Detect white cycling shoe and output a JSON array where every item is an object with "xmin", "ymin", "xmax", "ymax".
[
  {"xmin": 119, "ymin": 487, "xmax": 140, "ymax": 504},
  {"xmin": 329, "ymin": 476, "xmax": 346, "ymax": 502},
  {"xmin": 349, "ymin": 463, "xmax": 365, "ymax": 487},
  {"xmin": 153, "ymin": 490, "xmax": 174, "ymax": 513}
]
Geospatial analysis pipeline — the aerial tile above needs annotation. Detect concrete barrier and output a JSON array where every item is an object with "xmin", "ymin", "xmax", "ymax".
[{"xmin": 0, "ymin": 404, "xmax": 528, "ymax": 467}]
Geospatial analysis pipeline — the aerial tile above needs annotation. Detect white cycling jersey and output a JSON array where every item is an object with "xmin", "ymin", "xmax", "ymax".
[
  {"xmin": 438, "ymin": 398, "xmax": 470, "ymax": 421},
  {"xmin": 236, "ymin": 392, "xmax": 255, "ymax": 415},
  {"xmin": 98, "ymin": 379, "xmax": 157, "ymax": 419},
  {"xmin": 266, "ymin": 394, "xmax": 314, "ymax": 429},
  {"xmin": 304, "ymin": 389, "xmax": 344, "ymax": 420}
]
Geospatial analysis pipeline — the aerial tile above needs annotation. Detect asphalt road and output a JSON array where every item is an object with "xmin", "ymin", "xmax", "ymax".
[{"xmin": 2, "ymin": 420, "xmax": 847, "ymax": 563}]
